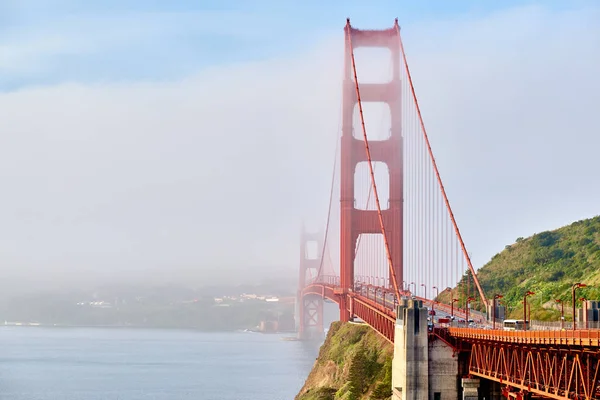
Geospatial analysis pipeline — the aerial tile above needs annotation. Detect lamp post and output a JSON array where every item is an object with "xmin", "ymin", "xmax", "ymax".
[
  {"xmin": 572, "ymin": 283, "xmax": 587, "ymax": 330},
  {"xmin": 555, "ymin": 299, "xmax": 564, "ymax": 330},
  {"xmin": 432, "ymin": 286, "xmax": 439, "ymax": 313},
  {"xmin": 579, "ymin": 297, "xmax": 587, "ymax": 329},
  {"xmin": 493, "ymin": 294, "xmax": 503, "ymax": 330},
  {"xmin": 523, "ymin": 291, "xmax": 534, "ymax": 330},
  {"xmin": 409, "ymin": 282, "xmax": 415, "ymax": 295},
  {"xmin": 451, "ymin": 298, "xmax": 458, "ymax": 320},
  {"xmin": 466, "ymin": 296, "xmax": 475, "ymax": 326},
  {"xmin": 402, "ymin": 281, "xmax": 407, "ymax": 291},
  {"xmin": 421, "ymin": 283, "xmax": 426, "ymax": 301}
]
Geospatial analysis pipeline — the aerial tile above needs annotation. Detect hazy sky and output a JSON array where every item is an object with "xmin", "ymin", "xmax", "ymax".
[{"xmin": 1, "ymin": 1, "xmax": 599, "ymax": 292}]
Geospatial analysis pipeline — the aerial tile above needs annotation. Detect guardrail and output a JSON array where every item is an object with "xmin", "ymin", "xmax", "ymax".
[{"xmin": 449, "ymin": 326, "xmax": 600, "ymax": 346}]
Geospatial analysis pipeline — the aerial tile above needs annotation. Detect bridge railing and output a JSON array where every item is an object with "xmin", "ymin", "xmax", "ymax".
[
  {"xmin": 352, "ymin": 280, "xmax": 479, "ymax": 318},
  {"xmin": 354, "ymin": 283, "xmax": 398, "ymax": 310},
  {"xmin": 354, "ymin": 276, "xmax": 391, "ymax": 287},
  {"xmin": 443, "ymin": 319, "xmax": 600, "ymax": 331},
  {"xmin": 526, "ymin": 320, "xmax": 600, "ymax": 330},
  {"xmin": 305, "ymin": 275, "xmax": 340, "ymax": 286}
]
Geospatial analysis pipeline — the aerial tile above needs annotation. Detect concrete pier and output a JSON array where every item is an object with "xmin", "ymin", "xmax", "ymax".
[
  {"xmin": 392, "ymin": 298, "xmax": 460, "ymax": 400},
  {"xmin": 429, "ymin": 333, "xmax": 459, "ymax": 400},
  {"xmin": 392, "ymin": 299, "xmax": 429, "ymax": 400}
]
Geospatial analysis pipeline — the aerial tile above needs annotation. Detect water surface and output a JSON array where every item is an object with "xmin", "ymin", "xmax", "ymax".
[{"xmin": 0, "ymin": 327, "xmax": 320, "ymax": 400}]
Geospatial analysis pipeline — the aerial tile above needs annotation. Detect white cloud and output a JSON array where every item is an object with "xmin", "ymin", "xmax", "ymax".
[{"xmin": 0, "ymin": 4, "xmax": 598, "ymax": 292}]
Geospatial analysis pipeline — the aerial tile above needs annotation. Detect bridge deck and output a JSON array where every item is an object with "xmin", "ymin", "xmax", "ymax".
[{"xmin": 302, "ymin": 282, "xmax": 600, "ymax": 399}]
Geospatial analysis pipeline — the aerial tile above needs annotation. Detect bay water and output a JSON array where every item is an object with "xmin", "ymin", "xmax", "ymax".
[{"xmin": 0, "ymin": 327, "xmax": 320, "ymax": 400}]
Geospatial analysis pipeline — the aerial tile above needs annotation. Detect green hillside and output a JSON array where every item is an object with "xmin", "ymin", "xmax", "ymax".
[{"xmin": 461, "ymin": 216, "xmax": 600, "ymax": 321}]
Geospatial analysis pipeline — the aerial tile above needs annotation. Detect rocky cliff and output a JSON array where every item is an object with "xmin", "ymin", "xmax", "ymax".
[{"xmin": 296, "ymin": 321, "xmax": 393, "ymax": 400}]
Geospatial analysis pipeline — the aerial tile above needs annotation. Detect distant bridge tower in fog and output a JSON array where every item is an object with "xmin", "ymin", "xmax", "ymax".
[{"xmin": 297, "ymin": 225, "xmax": 324, "ymax": 340}]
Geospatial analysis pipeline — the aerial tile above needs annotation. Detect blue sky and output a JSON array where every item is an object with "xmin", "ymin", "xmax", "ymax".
[
  {"xmin": 0, "ymin": 1, "xmax": 599, "ymax": 292},
  {"xmin": 2, "ymin": 0, "xmax": 593, "ymax": 91}
]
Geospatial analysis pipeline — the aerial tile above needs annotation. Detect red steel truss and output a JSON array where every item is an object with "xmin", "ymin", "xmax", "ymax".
[
  {"xmin": 468, "ymin": 341, "xmax": 600, "ymax": 400},
  {"xmin": 350, "ymin": 296, "xmax": 396, "ymax": 342},
  {"xmin": 450, "ymin": 328, "xmax": 600, "ymax": 400}
]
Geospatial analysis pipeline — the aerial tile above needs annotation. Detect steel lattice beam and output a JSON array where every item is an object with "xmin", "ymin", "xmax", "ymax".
[{"xmin": 465, "ymin": 340, "xmax": 600, "ymax": 399}]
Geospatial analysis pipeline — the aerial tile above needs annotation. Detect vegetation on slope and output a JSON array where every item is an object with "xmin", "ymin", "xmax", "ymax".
[
  {"xmin": 447, "ymin": 216, "xmax": 600, "ymax": 320},
  {"xmin": 296, "ymin": 321, "xmax": 393, "ymax": 400}
]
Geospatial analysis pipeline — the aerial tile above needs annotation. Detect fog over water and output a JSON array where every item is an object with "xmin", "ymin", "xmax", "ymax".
[{"xmin": 0, "ymin": 3, "xmax": 598, "ymax": 296}]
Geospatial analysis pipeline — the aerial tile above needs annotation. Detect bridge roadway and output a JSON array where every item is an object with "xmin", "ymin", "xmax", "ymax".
[
  {"xmin": 302, "ymin": 275, "xmax": 483, "ymax": 342},
  {"xmin": 302, "ymin": 277, "xmax": 600, "ymax": 400}
]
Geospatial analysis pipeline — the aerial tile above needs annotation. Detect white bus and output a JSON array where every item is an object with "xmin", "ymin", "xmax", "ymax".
[{"xmin": 503, "ymin": 319, "xmax": 529, "ymax": 331}]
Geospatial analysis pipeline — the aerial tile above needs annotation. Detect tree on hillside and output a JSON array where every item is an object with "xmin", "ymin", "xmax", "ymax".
[{"xmin": 347, "ymin": 345, "xmax": 368, "ymax": 399}]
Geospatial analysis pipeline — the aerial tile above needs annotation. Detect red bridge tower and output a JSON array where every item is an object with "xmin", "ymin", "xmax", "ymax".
[
  {"xmin": 297, "ymin": 227, "xmax": 324, "ymax": 340},
  {"xmin": 339, "ymin": 19, "xmax": 403, "ymax": 321}
]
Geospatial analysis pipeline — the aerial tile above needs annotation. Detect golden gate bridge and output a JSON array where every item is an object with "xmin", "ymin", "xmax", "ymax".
[{"xmin": 297, "ymin": 19, "xmax": 600, "ymax": 400}]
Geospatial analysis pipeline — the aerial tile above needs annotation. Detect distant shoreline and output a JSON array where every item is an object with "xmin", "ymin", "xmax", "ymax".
[{"xmin": 0, "ymin": 323, "xmax": 297, "ymax": 334}]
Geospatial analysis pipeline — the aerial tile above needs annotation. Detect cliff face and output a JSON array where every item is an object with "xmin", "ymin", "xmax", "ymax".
[{"xmin": 296, "ymin": 321, "xmax": 393, "ymax": 400}]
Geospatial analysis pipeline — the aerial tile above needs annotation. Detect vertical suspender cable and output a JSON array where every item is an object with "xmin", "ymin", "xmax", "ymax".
[
  {"xmin": 315, "ymin": 111, "xmax": 341, "ymax": 280},
  {"xmin": 396, "ymin": 25, "xmax": 487, "ymax": 305}
]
